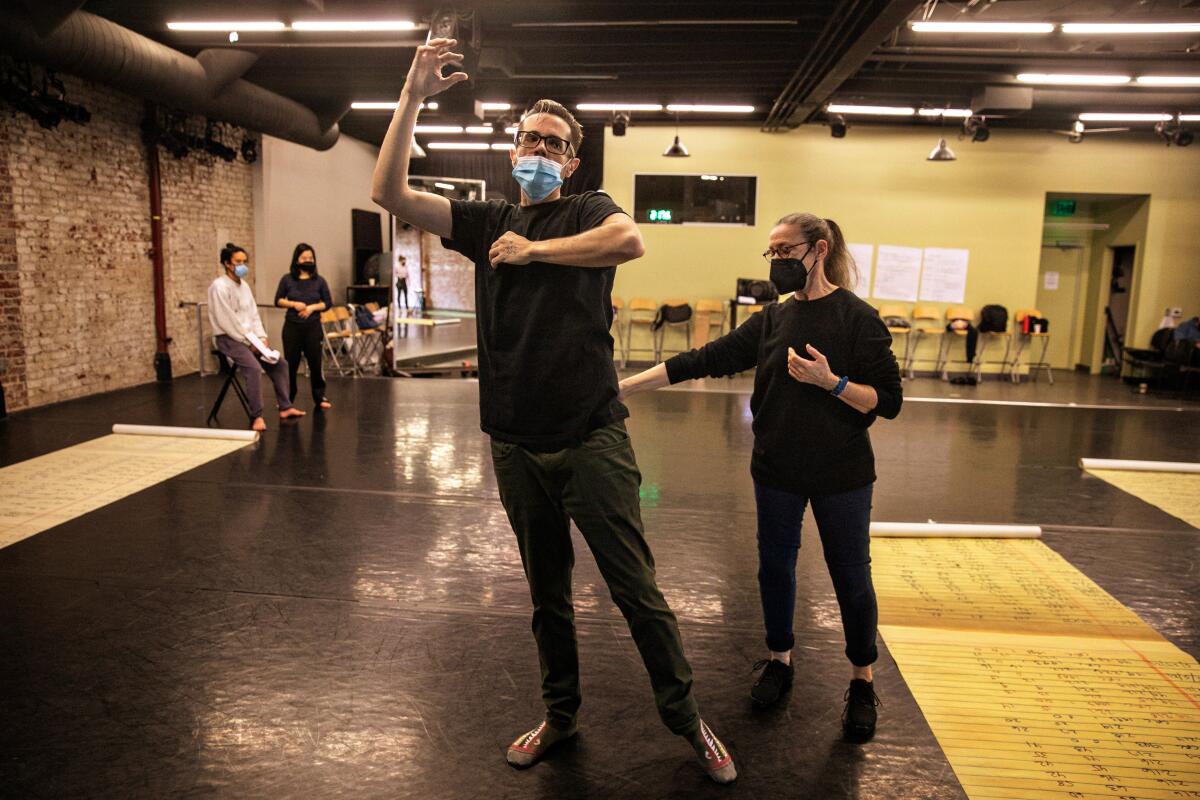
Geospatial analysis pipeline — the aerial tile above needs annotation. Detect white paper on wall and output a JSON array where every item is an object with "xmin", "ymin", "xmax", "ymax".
[
  {"xmin": 872, "ymin": 245, "xmax": 923, "ymax": 302},
  {"xmin": 1043, "ymin": 271, "xmax": 1060, "ymax": 291},
  {"xmin": 919, "ymin": 247, "xmax": 969, "ymax": 303},
  {"xmin": 847, "ymin": 243, "xmax": 874, "ymax": 298}
]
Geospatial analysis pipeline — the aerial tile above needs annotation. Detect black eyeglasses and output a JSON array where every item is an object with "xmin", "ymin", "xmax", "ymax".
[
  {"xmin": 514, "ymin": 130, "xmax": 573, "ymax": 156},
  {"xmin": 761, "ymin": 241, "xmax": 809, "ymax": 262}
]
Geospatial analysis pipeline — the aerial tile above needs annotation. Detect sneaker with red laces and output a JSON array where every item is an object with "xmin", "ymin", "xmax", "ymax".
[
  {"xmin": 505, "ymin": 720, "xmax": 576, "ymax": 769},
  {"xmin": 691, "ymin": 719, "xmax": 737, "ymax": 784}
]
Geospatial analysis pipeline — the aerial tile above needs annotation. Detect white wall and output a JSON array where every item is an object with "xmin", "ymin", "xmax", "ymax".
[{"xmin": 252, "ymin": 133, "xmax": 389, "ymax": 305}]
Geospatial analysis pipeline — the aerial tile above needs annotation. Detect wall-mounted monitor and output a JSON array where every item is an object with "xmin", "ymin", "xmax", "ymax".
[{"xmin": 634, "ymin": 173, "xmax": 757, "ymax": 226}]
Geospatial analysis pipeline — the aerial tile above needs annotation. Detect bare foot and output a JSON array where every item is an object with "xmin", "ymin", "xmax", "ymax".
[
  {"xmin": 251, "ymin": 417, "xmax": 267, "ymax": 432},
  {"xmin": 280, "ymin": 408, "xmax": 306, "ymax": 419},
  {"xmin": 319, "ymin": 400, "xmax": 332, "ymax": 410}
]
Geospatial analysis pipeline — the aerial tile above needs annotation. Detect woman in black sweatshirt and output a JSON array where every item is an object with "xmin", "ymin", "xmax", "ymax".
[
  {"xmin": 275, "ymin": 243, "xmax": 333, "ymax": 410},
  {"xmin": 619, "ymin": 212, "xmax": 902, "ymax": 741}
]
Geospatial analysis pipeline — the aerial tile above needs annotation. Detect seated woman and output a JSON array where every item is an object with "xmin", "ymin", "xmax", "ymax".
[
  {"xmin": 275, "ymin": 243, "xmax": 333, "ymax": 410},
  {"xmin": 620, "ymin": 212, "xmax": 902, "ymax": 741}
]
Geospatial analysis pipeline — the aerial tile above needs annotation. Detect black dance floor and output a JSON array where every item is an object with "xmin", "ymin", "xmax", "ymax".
[{"xmin": 1, "ymin": 375, "xmax": 1196, "ymax": 798}]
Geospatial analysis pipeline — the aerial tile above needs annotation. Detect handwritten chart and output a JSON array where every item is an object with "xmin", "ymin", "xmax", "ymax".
[
  {"xmin": 1084, "ymin": 469, "xmax": 1200, "ymax": 529},
  {"xmin": 874, "ymin": 537, "xmax": 1200, "ymax": 800},
  {"xmin": 0, "ymin": 433, "xmax": 253, "ymax": 549}
]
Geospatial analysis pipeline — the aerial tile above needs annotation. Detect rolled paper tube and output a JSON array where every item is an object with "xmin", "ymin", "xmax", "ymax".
[
  {"xmin": 112, "ymin": 424, "xmax": 258, "ymax": 442},
  {"xmin": 1079, "ymin": 457, "xmax": 1200, "ymax": 474},
  {"xmin": 870, "ymin": 522, "xmax": 1042, "ymax": 538}
]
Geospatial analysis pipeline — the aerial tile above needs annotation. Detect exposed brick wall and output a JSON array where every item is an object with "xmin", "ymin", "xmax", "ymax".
[
  {"xmin": 0, "ymin": 75, "xmax": 253, "ymax": 411},
  {"xmin": 391, "ymin": 223, "xmax": 474, "ymax": 312},
  {"xmin": 0, "ymin": 121, "xmax": 25, "ymax": 410}
]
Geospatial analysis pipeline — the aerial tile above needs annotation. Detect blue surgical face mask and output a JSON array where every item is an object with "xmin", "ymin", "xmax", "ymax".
[
  {"xmin": 233, "ymin": 264, "xmax": 249, "ymax": 279},
  {"xmin": 512, "ymin": 155, "xmax": 564, "ymax": 202}
]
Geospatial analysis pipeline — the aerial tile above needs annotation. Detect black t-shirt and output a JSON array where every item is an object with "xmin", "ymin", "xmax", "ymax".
[
  {"xmin": 442, "ymin": 191, "xmax": 629, "ymax": 451},
  {"xmin": 665, "ymin": 290, "xmax": 903, "ymax": 497},
  {"xmin": 274, "ymin": 274, "xmax": 333, "ymax": 325}
]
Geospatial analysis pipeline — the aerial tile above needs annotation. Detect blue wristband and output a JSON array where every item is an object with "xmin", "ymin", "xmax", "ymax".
[{"xmin": 830, "ymin": 375, "xmax": 849, "ymax": 397}]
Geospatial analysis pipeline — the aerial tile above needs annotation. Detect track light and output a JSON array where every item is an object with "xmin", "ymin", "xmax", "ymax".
[
  {"xmin": 829, "ymin": 114, "xmax": 847, "ymax": 138},
  {"xmin": 1155, "ymin": 117, "xmax": 1195, "ymax": 147},
  {"xmin": 963, "ymin": 115, "xmax": 990, "ymax": 143},
  {"xmin": 240, "ymin": 136, "xmax": 258, "ymax": 163},
  {"xmin": 612, "ymin": 112, "xmax": 629, "ymax": 136}
]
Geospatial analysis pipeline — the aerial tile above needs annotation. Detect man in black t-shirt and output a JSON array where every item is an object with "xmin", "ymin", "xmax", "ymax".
[{"xmin": 370, "ymin": 38, "xmax": 736, "ymax": 784}]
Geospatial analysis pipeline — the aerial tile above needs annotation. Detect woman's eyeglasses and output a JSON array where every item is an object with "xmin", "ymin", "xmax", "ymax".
[{"xmin": 761, "ymin": 242, "xmax": 809, "ymax": 262}]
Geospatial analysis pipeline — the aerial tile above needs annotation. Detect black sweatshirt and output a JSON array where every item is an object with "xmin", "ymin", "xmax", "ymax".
[
  {"xmin": 441, "ymin": 192, "xmax": 628, "ymax": 451},
  {"xmin": 665, "ymin": 289, "xmax": 902, "ymax": 497}
]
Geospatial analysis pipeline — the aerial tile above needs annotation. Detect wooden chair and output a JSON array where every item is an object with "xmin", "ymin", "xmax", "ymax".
[{"xmin": 1010, "ymin": 308, "xmax": 1053, "ymax": 384}]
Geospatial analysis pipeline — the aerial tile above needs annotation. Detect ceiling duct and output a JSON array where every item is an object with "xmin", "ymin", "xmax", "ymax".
[{"xmin": 0, "ymin": 5, "xmax": 339, "ymax": 150}]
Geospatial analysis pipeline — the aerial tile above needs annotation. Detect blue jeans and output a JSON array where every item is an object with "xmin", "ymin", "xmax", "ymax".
[{"xmin": 754, "ymin": 481, "xmax": 878, "ymax": 667}]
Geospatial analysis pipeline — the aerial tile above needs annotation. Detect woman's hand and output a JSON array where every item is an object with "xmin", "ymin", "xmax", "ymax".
[
  {"xmin": 618, "ymin": 378, "xmax": 633, "ymax": 402},
  {"xmin": 787, "ymin": 345, "xmax": 839, "ymax": 390},
  {"xmin": 298, "ymin": 304, "xmax": 314, "ymax": 319}
]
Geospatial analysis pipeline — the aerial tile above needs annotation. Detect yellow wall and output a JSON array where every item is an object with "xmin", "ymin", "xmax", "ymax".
[{"xmin": 602, "ymin": 125, "xmax": 1200, "ymax": 356}]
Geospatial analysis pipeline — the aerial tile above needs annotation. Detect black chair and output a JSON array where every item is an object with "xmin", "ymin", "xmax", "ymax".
[
  {"xmin": 207, "ymin": 350, "xmax": 254, "ymax": 426},
  {"xmin": 1121, "ymin": 327, "xmax": 1174, "ymax": 385}
]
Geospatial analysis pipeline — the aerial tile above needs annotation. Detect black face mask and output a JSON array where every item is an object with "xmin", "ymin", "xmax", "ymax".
[{"xmin": 769, "ymin": 245, "xmax": 814, "ymax": 295}]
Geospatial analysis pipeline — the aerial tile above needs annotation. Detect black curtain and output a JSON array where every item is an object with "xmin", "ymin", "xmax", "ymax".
[{"xmin": 409, "ymin": 123, "xmax": 605, "ymax": 204}]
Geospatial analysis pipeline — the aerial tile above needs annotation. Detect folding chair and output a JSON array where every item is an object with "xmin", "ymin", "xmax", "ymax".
[
  {"xmin": 654, "ymin": 297, "xmax": 693, "ymax": 361},
  {"xmin": 1010, "ymin": 309, "xmax": 1053, "ymax": 384},
  {"xmin": 611, "ymin": 297, "xmax": 628, "ymax": 365},
  {"xmin": 207, "ymin": 348, "xmax": 254, "ymax": 426},
  {"xmin": 623, "ymin": 297, "xmax": 658, "ymax": 366},
  {"xmin": 973, "ymin": 308, "xmax": 1013, "ymax": 382},
  {"xmin": 876, "ymin": 303, "xmax": 912, "ymax": 378},
  {"xmin": 321, "ymin": 307, "xmax": 357, "ymax": 376},
  {"xmin": 693, "ymin": 299, "xmax": 728, "ymax": 348},
  {"xmin": 348, "ymin": 303, "xmax": 387, "ymax": 373},
  {"xmin": 905, "ymin": 303, "xmax": 944, "ymax": 378},
  {"xmin": 937, "ymin": 305, "xmax": 976, "ymax": 379}
]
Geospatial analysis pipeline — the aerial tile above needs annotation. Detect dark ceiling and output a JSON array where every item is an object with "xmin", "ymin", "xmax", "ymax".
[{"xmin": 81, "ymin": 0, "xmax": 1200, "ymax": 145}]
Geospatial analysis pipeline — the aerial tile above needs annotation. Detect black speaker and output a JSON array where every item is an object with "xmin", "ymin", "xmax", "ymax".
[{"xmin": 736, "ymin": 278, "xmax": 777, "ymax": 304}]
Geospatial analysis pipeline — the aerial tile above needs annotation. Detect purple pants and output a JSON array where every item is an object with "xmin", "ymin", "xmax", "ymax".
[{"xmin": 215, "ymin": 335, "xmax": 292, "ymax": 418}]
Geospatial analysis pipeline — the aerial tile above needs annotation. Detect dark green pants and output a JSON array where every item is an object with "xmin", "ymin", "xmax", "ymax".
[{"xmin": 490, "ymin": 420, "xmax": 701, "ymax": 736}]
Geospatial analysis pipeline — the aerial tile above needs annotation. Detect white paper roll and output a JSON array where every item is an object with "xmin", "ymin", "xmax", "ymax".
[
  {"xmin": 112, "ymin": 424, "xmax": 258, "ymax": 442},
  {"xmin": 870, "ymin": 522, "xmax": 1042, "ymax": 539},
  {"xmin": 1079, "ymin": 457, "xmax": 1200, "ymax": 474}
]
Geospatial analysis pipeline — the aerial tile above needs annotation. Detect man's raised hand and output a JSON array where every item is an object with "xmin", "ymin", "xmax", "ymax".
[{"xmin": 404, "ymin": 38, "xmax": 468, "ymax": 100}]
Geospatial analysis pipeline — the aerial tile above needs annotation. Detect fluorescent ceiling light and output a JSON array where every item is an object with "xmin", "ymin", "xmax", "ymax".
[
  {"xmin": 427, "ymin": 142, "xmax": 491, "ymax": 150},
  {"xmin": 1062, "ymin": 22, "xmax": 1200, "ymax": 34},
  {"xmin": 505, "ymin": 126, "xmax": 518, "ymax": 135},
  {"xmin": 1136, "ymin": 76, "xmax": 1200, "ymax": 87},
  {"xmin": 1181, "ymin": 114, "xmax": 1200, "ymax": 121},
  {"xmin": 481, "ymin": 102, "xmax": 512, "ymax": 111},
  {"xmin": 826, "ymin": 104, "xmax": 915, "ymax": 116},
  {"xmin": 1018, "ymin": 73, "xmax": 1131, "ymax": 85},
  {"xmin": 909, "ymin": 21, "xmax": 1054, "ymax": 33},
  {"xmin": 434, "ymin": 182, "xmax": 456, "ymax": 190},
  {"xmin": 1078, "ymin": 112, "xmax": 1173, "ymax": 122},
  {"xmin": 700, "ymin": 175, "xmax": 719, "ymax": 180},
  {"xmin": 918, "ymin": 108, "xmax": 973, "ymax": 118},
  {"xmin": 291, "ymin": 20, "xmax": 418, "ymax": 31},
  {"xmin": 666, "ymin": 104, "xmax": 755, "ymax": 113},
  {"xmin": 350, "ymin": 101, "xmax": 437, "ymax": 110},
  {"xmin": 491, "ymin": 143, "xmax": 516, "ymax": 151},
  {"xmin": 167, "ymin": 21, "xmax": 285, "ymax": 31},
  {"xmin": 413, "ymin": 125, "xmax": 463, "ymax": 134},
  {"xmin": 464, "ymin": 126, "xmax": 493, "ymax": 134},
  {"xmin": 576, "ymin": 103, "xmax": 664, "ymax": 111}
]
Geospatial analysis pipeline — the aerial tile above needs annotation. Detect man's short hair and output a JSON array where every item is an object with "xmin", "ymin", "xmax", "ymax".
[{"xmin": 520, "ymin": 99, "xmax": 583, "ymax": 155}]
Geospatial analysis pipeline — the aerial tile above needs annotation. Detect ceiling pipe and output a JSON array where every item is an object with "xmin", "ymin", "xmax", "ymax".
[{"xmin": 0, "ymin": 6, "xmax": 339, "ymax": 150}]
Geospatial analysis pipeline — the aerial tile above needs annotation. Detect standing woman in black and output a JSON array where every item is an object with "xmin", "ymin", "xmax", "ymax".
[
  {"xmin": 619, "ymin": 212, "xmax": 902, "ymax": 741},
  {"xmin": 275, "ymin": 243, "xmax": 333, "ymax": 410}
]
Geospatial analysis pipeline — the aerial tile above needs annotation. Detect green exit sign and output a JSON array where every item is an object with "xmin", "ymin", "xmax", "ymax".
[
  {"xmin": 647, "ymin": 209, "xmax": 672, "ymax": 222},
  {"xmin": 1049, "ymin": 199, "xmax": 1077, "ymax": 216}
]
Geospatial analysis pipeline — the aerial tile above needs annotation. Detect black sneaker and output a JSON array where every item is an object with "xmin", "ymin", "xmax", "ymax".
[
  {"xmin": 750, "ymin": 658, "xmax": 794, "ymax": 708},
  {"xmin": 842, "ymin": 679, "xmax": 881, "ymax": 741}
]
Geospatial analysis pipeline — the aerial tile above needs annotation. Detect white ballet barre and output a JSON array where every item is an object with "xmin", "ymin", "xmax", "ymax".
[{"xmin": 1078, "ymin": 457, "xmax": 1200, "ymax": 474}]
